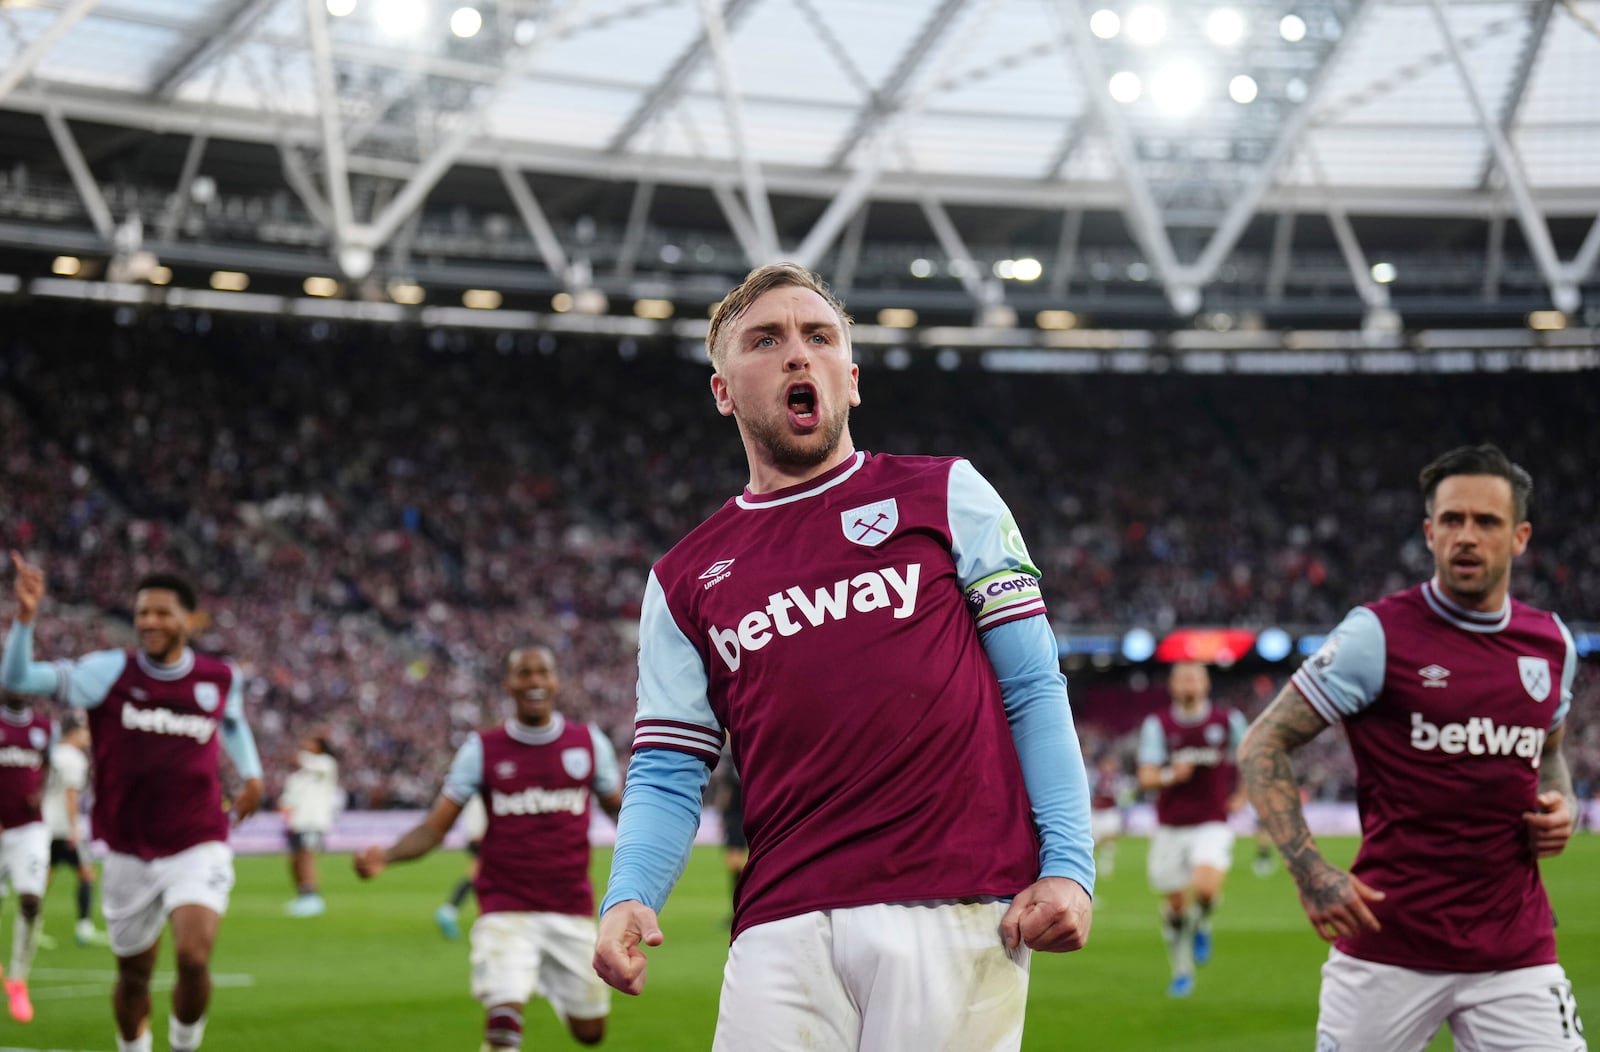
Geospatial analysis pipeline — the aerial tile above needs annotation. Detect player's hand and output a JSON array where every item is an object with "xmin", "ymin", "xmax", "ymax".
[
  {"xmin": 9, "ymin": 551, "xmax": 44, "ymax": 623},
  {"xmin": 593, "ymin": 900, "xmax": 664, "ymax": 996},
  {"xmin": 1000, "ymin": 876, "xmax": 1092, "ymax": 954},
  {"xmin": 231, "ymin": 778, "xmax": 263, "ymax": 824},
  {"xmin": 1169, "ymin": 761, "xmax": 1196, "ymax": 785},
  {"xmin": 1294, "ymin": 860, "xmax": 1384, "ymax": 941},
  {"xmin": 353, "ymin": 846, "xmax": 387, "ymax": 880},
  {"xmin": 1523, "ymin": 791, "xmax": 1574, "ymax": 859}
]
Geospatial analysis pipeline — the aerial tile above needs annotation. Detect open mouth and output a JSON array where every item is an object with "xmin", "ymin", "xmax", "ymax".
[
  {"xmin": 786, "ymin": 383, "xmax": 818, "ymax": 426},
  {"xmin": 522, "ymin": 688, "xmax": 548, "ymax": 702}
]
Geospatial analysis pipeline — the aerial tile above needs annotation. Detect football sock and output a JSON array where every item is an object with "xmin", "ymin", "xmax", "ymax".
[
  {"xmin": 1161, "ymin": 905, "xmax": 1194, "ymax": 977},
  {"xmin": 449, "ymin": 879, "xmax": 473, "ymax": 910},
  {"xmin": 485, "ymin": 1004, "xmax": 523, "ymax": 1050},
  {"xmin": 9, "ymin": 910, "xmax": 40, "ymax": 980},
  {"xmin": 116, "ymin": 1030, "xmax": 153, "ymax": 1052},
  {"xmin": 169, "ymin": 1013, "xmax": 206, "ymax": 1052},
  {"xmin": 78, "ymin": 880, "xmax": 93, "ymax": 921}
]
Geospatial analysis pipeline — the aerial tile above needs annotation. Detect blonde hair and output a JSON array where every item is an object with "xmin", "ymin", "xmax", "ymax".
[{"xmin": 706, "ymin": 263, "xmax": 852, "ymax": 370}]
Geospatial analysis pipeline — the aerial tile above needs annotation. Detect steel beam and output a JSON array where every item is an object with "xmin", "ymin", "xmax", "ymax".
[
  {"xmin": 148, "ymin": 0, "xmax": 279, "ymax": 99},
  {"xmin": 1482, "ymin": 213, "xmax": 1505, "ymax": 301},
  {"xmin": 1475, "ymin": 0, "xmax": 1556, "ymax": 189},
  {"xmin": 157, "ymin": 132, "xmax": 209, "ymax": 243},
  {"xmin": 793, "ymin": 133, "xmax": 891, "ymax": 270},
  {"xmin": 606, "ymin": 0, "xmax": 758, "ymax": 153},
  {"xmin": 303, "ymin": 0, "xmax": 354, "ymax": 240},
  {"xmin": 499, "ymin": 162, "xmax": 572, "ymax": 280},
  {"xmin": 613, "ymin": 180, "xmax": 657, "ymax": 278},
  {"xmin": 1264, "ymin": 211, "xmax": 1296, "ymax": 303},
  {"xmin": 920, "ymin": 196, "xmax": 993, "ymax": 306},
  {"xmin": 832, "ymin": 202, "xmax": 869, "ymax": 298},
  {"xmin": 42, "ymin": 106, "xmax": 114, "ymax": 241},
  {"xmin": 0, "ymin": 0, "xmax": 99, "ymax": 106},
  {"xmin": 1571, "ymin": 214, "xmax": 1600, "ymax": 284},
  {"xmin": 1047, "ymin": 207, "xmax": 1082, "ymax": 300},
  {"xmin": 698, "ymin": 0, "xmax": 778, "ymax": 261}
]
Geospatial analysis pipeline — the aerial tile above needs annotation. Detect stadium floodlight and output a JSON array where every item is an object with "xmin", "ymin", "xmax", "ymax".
[
  {"xmin": 1279, "ymin": 13, "xmax": 1307, "ymax": 41},
  {"xmin": 1285, "ymin": 77, "xmax": 1308, "ymax": 102},
  {"xmin": 1229, "ymin": 74, "xmax": 1258, "ymax": 104},
  {"xmin": 993, "ymin": 259, "xmax": 1017, "ymax": 280},
  {"xmin": 1151, "ymin": 62, "xmax": 1207, "ymax": 115},
  {"xmin": 1089, "ymin": 8, "xmax": 1121, "ymax": 39},
  {"xmin": 878, "ymin": 308, "xmax": 918, "ymax": 329},
  {"xmin": 388, "ymin": 282, "xmax": 424, "ymax": 304},
  {"xmin": 551, "ymin": 292, "xmax": 575, "ymax": 313},
  {"xmin": 513, "ymin": 19, "xmax": 538, "ymax": 45},
  {"xmin": 909, "ymin": 258, "xmax": 934, "ymax": 278},
  {"xmin": 1370, "ymin": 261, "xmax": 1397, "ymax": 284},
  {"xmin": 1036, "ymin": 310, "xmax": 1078, "ymax": 330},
  {"xmin": 1256, "ymin": 627, "xmax": 1293, "ymax": 662},
  {"xmin": 303, "ymin": 276, "xmax": 340, "ymax": 298},
  {"xmin": 1527, "ymin": 310, "xmax": 1566, "ymax": 331},
  {"xmin": 148, "ymin": 266, "xmax": 173, "ymax": 286},
  {"xmin": 1205, "ymin": 8, "xmax": 1246, "ymax": 46},
  {"xmin": 210, "ymin": 271, "xmax": 249, "ymax": 292},
  {"xmin": 326, "ymin": 0, "xmax": 357, "ymax": 15},
  {"xmin": 51, "ymin": 256, "xmax": 81, "ymax": 276},
  {"xmin": 1121, "ymin": 628, "xmax": 1157, "ymax": 663},
  {"xmin": 1012, "ymin": 258, "xmax": 1043, "ymax": 282},
  {"xmin": 463, "ymin": 289, "xmax": 502, "ymax": 310},
  {"xmin": 1124, "ymin": 5, "xmax": 1167, "ymax": 45},
  {"xmin": 1108, "ymin": 71, "xmax": 1142, "ymax": 103},
  {"xmin": 634, "ymin": 298, "xmax": 674, "ymax": 320},
  {"xmin": 450, "ymin": 6, "xmax": 483, "ymax": 38}
]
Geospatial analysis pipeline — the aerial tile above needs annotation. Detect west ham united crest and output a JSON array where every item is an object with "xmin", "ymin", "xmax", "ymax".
[
  {"xmin": 562, "ymin": 747, "xmax": 592, "ymax": 780},
  {"xmin": 841, "ymin": 498, "xmax": 898, "ymax": 547},
  {"xmin": 1517, "ymin": 656, "xmax": 1551, "ymax": 702},
  {"xmin": 193, "ymin": 682, "xmax": 220, "ymax": 712}
]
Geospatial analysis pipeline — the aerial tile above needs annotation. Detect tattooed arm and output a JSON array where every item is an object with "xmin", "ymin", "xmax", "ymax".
[
  {"xmin": 1239, "ymin": 683, "xmax": 1386, "ymax": 941},
  {"xmin": 1524, "ymin": 726, "xmax": 1577, "ymax": 859}
]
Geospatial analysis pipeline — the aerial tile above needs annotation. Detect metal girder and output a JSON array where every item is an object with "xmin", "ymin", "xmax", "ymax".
[
  {"xmin": 832, "ymin": 202, "xmax": 869, "ymax": 298},
  {"xmin": 793, "ymin": 133, "xmax": 891, "ymax": 270},
  {"xmin": 1476, "ymin": 0, "xmax": 1556, "ymax": 189},
  {"xmin": 1054, "ymin": 0, "xmax": 1189, "ymax": 311},
  {"xmin": 824, "ymin": 0, "xmax": 970, "ymax": 169},
  {"xmin": 42, "ymin": 106, "xmax": 113, "ymax": 241},
  {"xmin": 157, "ymin": 132, "xmax": 209, "ymax": 243},
  {"xmin": 1047, "ymin": 207, "xmax": 1082, "ymax": 300},
  {"xmin": 1264, "ymin": 211, "xmax": 1296, "ymax": 303},
  {"xmin": 1482, "ymin": 214, "xmax": 1505, "ymax": 301},
  {"xmin": 711, "ymin": 181, "xmax": 767, "ymax": 265},
  {"xmin": 148, "ymin": 0, "xmax": 279, "ymax": 100},
  {"xmin": 613, "ymin": 180, "xmax": 656, "ymax": 278},
  {"xmin": 303, "ymin": 0, "xmax": 354, "ymax": 241},
  {"xmin": 605, "ymin": 0, "xmax": 759, "ymax": 153},
  {"xmin": 1573, "ymin": 215, "xmax": 1600, "ymax": 284},
  {"xmin": 1429, "ymin": 0, "xmax": 1577, "ymax": 311},
  {"xmin": 698, "ymin": 0, "xmax": 778, "ymax": 261},
  {"xmin": 1041, "ymin": 117, "xmax": 1089, "ymax": 181},
  {"xmin": 0, "ymin": 0, "xmax": 99, "ymax": 106},
  {"xmin": 279, "ymin": 144, "xmax": 334, "ymax": 231},
  {"xmin": 790, "ymin": 0, "xmax": 874, "ymax": 97},
  {"xmin": 1306, "ymin": 146, "xmax": 1387, "ymax": 311},
  {"xmin": 499, "ymin": 162, "xmax": 572, "ymax": 280},
  {"xmin": 1188, "ymin": 0, "xmax": 1377, "ymax": 292},
  {"xmin": 920, "ymin": 196, "xmax": 993, "ymax": 306}
]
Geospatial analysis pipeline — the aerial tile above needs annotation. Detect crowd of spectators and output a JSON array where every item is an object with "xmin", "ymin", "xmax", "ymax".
[{"xmin": 1, "ymin": 304, "xmax": 1595, "ymax": 807}]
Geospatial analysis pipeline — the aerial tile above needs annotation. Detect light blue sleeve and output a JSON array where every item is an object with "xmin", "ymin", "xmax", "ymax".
[
  {"xmin": 441, "ymin": 734, "xmax": 484, "ymax": 804},
  {"xmin": 1552, "ymin": 615, "xmax": 1576, "ymax": 730},
  {"xmin": 982, "ymin": 616, "xmax": 1094, "ymax": 894},
  {"xmin": 2, "ymin": 624, "xmax": 124, "ymax": 707},
  {"xmin": 1136, "ymin": 715, "xmax": 1168, "ymax": 766},
  {"xmin": 1228, "ymin": 709, "xmax": 1251, "ymax": 752},
  {"xmin": 600, "ymin": 748, "xmax": 710, "ymax": 915},
  {"xmin": 219, "ymin": 662, "xmax": 263, "ymax": 780},
  {"xmin": 631, "ymin": 570, "xmax": 724, "ymax": 763},
  {"xmin": 589, "ymin": 724, "xmax": 622, "ymax": 796},
  {"xmin": 947, "ymin": 461, "xmax": 1048, "ymax": 632},
  {"xmin": 1290, "ymin": 607, "xmax": 1387, "ymax": 723}
]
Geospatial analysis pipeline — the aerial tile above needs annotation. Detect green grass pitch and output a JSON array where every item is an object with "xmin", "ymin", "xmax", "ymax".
[{"xmin": 4, "ymin": 836, "xmax": 1594, "ymax": 1051}]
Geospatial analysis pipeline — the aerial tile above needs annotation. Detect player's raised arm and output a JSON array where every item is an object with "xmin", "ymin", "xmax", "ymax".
[
  {"xmin": 1239, "ymin": 684, "xmax": 1384, "ymax": 941},
  {"xmin": 355, "ymin": 794, "xmax": 464, "ymax": 880}
]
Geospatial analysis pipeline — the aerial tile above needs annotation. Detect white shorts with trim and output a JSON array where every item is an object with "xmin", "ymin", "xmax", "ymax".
[
  {"xmin": 102, "ymin": 841, "xmax": 235, "ymax": 958},
  {"xmin": 1091, "ymin": 808, "xmax": 1123, "ymax": 843},
  {"xmin": 0, "ymin": 822, "xmax": 50, "ymax": 898},
  {"xmin": 714, "ymin": 899, "xmax": 1031, "ymax": 1052},
  {"xmin": 1147, "ymin": 822, "xmax": 1234, "ymax": 894},
  {"xmin": 469, "ymin": 911, "xmax": 610, "ymax": 1021},
  {"xmin": 1318, "ymin": 947, "xmax": 1587, "ymax": 1052}
]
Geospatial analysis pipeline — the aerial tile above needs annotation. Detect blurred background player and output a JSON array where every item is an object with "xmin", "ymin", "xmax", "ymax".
[
  {"xmin": 1137, "ymin": 661, "xmax": 1249, "ymax": 997},
  {"xmin": 0, "ymin": 688, "xmax": 56, "ymax": 1022},
  {"xmin": 435, "ymin": 792, "xmax": 486, "ymax": 940},
  {"xmin": 3, "ymin": 554, "xmax": 265, "ymax": 1052},
  {"xmin": 1241, "ymin": 445, "xmax": 1585, "ymax": 1051},
  {"xmin": 42, "ymin": 718, "xmax": 107, "ymax": 948},
  {"xmin": 279, "ymin": 735, "xmax": 341, "ymax": 918},
  {"xmin": 1089, "ymin": 753, "xmax": 1131, "ymax": 879},
  {"xmin": 356, "ymin": 644, "xmax": 623, "ymax": 1050}
]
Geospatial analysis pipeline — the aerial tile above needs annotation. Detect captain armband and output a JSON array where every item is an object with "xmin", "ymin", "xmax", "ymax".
[{"xmin": 962, "ymin": 569, "xmax": 1046, "ymax": 631}]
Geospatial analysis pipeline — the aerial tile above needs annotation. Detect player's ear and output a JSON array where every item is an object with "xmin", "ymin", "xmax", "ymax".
[
  {"xmin": 711, "ymin": 371, "xmax": 735, "ymax": 417},
  {"xmin": 1512, "ymin": 520, "xmax": 1531, "ymax": 556},
  {"xmin": 848, "ymin": 361, "xmax": 860, "ymax": 408}
]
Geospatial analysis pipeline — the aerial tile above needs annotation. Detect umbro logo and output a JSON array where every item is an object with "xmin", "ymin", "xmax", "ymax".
[
  {"xmin": 495, "ymin": 761, "xmax": 517, "ymax": 778},
  {"xmin": 700, "ymin": 558, "xmax": 735, "ymax": 591},
  {"xmin": 1418, "ymin": 664, "xmax": 1450, "ymax": 688}
]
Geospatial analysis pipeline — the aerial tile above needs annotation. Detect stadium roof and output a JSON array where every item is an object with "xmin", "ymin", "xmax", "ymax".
[{"xmin": 1, "ymin": 0, "xmax": 1597, "ymax": 325}]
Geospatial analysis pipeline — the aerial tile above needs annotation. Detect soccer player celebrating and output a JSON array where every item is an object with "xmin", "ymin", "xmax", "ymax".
[
  {"xmin": 1241, "ymin": 445, "xmax": 1585, "ymax": 1051},
  {"xmin": 3, "ymin": 554, "xmax": 264, "ymax": 1052},
  {"xmin": 593, "ymin": 263, "xmax": 1095, "ymax": 1051},
  {"xmin": 279, "ymin": 735, "xmax": 341, "ymax": 918},
  {"xmin": 355, "ymin": 645, "xmax": 622, "ymax": 1050},
  {"xmin": 1136, "ymin": 661, "xmax": 1249, "ymax": 997},
  {"xmin": 0, "ymin": 689, "xmax": 56, "ymax": 1022},
  {"xmin": 43, "ymin": 720, "xmax": 108, "ymax": 948}
]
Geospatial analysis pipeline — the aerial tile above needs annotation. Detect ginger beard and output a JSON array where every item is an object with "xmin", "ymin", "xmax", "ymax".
[{"xmin": 732, "ymin": 385, "xmax": 850, "ymax": 472}]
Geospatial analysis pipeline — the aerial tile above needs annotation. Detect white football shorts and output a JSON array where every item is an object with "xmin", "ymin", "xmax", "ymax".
[
  {"xmin": 1318, "ymin": 947, "xmax": 1586, "ymax": 1052},
  {"xmin": 1091, "ymin": 807, "xmax": 1123, "ymax": 843},
  {"xmin": 102, "ymin": 841, "xmax": 235, "ymax": 957},
  {"xmin": 0, "ymin": 822, "xmax": 50, "ymax": 898},
  {"xmin": 470, "ymin": 910, "xmax": 610, "ymax": 1021},
  {"xmin": 713, "ymin": 898, "xmax": 1031, "ymax": 1052},
  {"xmin": 1147, "ymin": 821, "xmax": 1234, "ymax": 894}
]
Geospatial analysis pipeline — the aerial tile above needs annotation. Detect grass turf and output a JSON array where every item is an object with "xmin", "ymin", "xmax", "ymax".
[{"xmin": 2, "ymin": 836, "xmax": 1594, "ymax": 1051}]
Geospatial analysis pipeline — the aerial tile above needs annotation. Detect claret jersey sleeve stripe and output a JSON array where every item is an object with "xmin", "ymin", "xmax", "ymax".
[
  {"xmin": 947, "ymin": 461, "xmax": 1048, "ymax": 632},
  {"xmin": 632, "ymin": 570, "xmax": 722, "ymax": 765},
  {"xmin": 1290, "ymin": 606, "xmax": 1387, "ymax": 723}
]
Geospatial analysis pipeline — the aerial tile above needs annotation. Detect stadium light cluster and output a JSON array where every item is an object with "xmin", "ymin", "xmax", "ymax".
[{"xmin": 1094, "ymin": 6, "xmax": 1305, "ymax": 110}]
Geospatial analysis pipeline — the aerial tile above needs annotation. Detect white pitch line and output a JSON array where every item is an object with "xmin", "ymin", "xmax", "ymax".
[
  {"xmin": 28, "ymin": 968, "xmax": 255, "ymax": 985},
  {"xmin": 0, "ymin": 1046, "xmax": 115, "ymax": 1052}
]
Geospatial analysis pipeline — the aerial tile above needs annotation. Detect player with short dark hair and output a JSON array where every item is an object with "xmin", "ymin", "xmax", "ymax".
[
  {"xmin": 593, "ymin": 263, "xmax": 1095, "ymax": 1051},
  {"xmin": 280, "ymin": 735, "xmax": 341, "ymax": 918},
  {"xmin": 1240, "ymin": 444, "xmax": 1584, "ymax": 1050},
  {"xmin": 356, "ymin": 645, "xmax": 623, "ymax": 1050},
  {"xmin": 3, "ymin": 553, "xmax": 264, "ymax": 1052}
]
